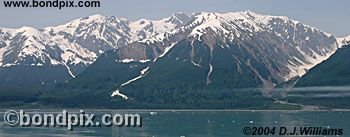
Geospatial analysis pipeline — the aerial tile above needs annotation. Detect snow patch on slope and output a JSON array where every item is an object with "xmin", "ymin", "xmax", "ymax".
[
  {"xmin": 285, "ymin": 44, "xmax": 338, "ymax": 80},
  {"xmin": 0, "ymin": 42, "xmax": 8, "ymax": 66},
  {"xmin": 116, "ymin": 58, "xmax": 151, "ymax": 63},
  {"xmin": 111, "ymin": 67, "xmax": 150, "ymax": 99},
  {"xmin": 159, "ymin": 43, "xmax": 177, "ymax": 58},
  {"xmin": 120, "ymin": 67, "xmax": 149, "ymax": 87},
  {"xmin": 111, "ymin": 90, "xmax": 128, "ymax": 99},
  {"xmin": 206, "ymin": 64, "xmax": 213, "ymax": 85}
]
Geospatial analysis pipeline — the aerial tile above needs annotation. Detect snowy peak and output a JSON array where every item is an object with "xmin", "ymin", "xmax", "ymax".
[
  {"xmin": 187, "ymin": 11, "xmax": 277, "ymax": 37},
  {"xmin": 44, "ymin": 14, "xmax": 132, "ymax": 56},
  {"xmin": 47, "ymin": 14, "xmax": 126, "ymax": 33},
  {"xmin": 15, "ymin": 26, "xmax": 43, "ymax": 37},
  {"xmin": 129, "ymin": 12, "xmax": 191, "ymax": 41},
  {"xmin": 187, "ymin": 11, "xmax": 329, "ymax": 39},
  {"xmin": 156, "ymin": 11, "xmax": 339, "ymax": 81},
  {"xmin": 166, "ymin": 12, "xmax": 192, "ymax": 27},
  {"xmin": 14, "ymin": 26, "xmax": 49, "ymax": 47},
  {"xmin": 346, "ymin": 35, "xmax": 350, "ymax": 40},
  {"xmin": 0, "ymin": 26, "xmax": 63, "ymax": 67},
  {"xmin": 337, "ymin": 35, "xmax": 350, "ymax": 46},
  {"xmin": 82, "ymin": 14, "xmax": 107, "ymax": 21},
  {"xmin": 346, "ymin": 35, "xmax": 350, "ymax": 44}
]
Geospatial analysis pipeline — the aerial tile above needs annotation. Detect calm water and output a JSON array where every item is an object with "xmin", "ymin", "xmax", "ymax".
[{"xmin": 0, "ymin": 110, "xmax": 349, "ymax": 137}]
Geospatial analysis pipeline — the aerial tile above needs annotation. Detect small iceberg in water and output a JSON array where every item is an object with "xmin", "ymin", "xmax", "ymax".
[{"xmin": 150, "ymin": 112, "xmax": 158, "ymax": 115}]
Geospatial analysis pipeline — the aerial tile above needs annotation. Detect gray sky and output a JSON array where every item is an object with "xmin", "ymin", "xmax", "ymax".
[{"xmin": 0, "ymin": 0, "xmax": 349, "ymax": 37}]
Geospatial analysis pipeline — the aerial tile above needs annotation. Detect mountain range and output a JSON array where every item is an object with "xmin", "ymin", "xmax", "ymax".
[
  {"xmin": 0, "ymin": 11, "xmax": 349, "ymax": 108},
  {"xmin": 0, "ymin": 13, "xmax": 192, "ymax": 86}
]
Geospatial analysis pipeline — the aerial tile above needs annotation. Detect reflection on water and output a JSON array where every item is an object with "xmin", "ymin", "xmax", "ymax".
[{"xmin": 0, "ymin": 110, "xmax": 349, "ymax": 137}]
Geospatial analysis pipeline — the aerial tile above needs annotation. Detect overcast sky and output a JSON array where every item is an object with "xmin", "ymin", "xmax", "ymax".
[{"xmin": 0, "ymin": 0, "xmax": 349, "ymax": 37}]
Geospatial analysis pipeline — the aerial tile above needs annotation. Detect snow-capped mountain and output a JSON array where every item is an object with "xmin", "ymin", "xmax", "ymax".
[
  {"xmin": 129, "ymin": 12, "xmax": 192, "ymax": 41},
  {"xmin": 111, "ymin": 11, "xmax": 339, "ymax": 84},
  {"xmin": 0, "ymin": 11, "xmax": 342, "ymax": 87},
  {"xmin": 185, "ymin": 11, "xmax": 338, "ymax": 81},
  {"xmin": 0, "ymin": 13, "xmax": 191, "ymax": 85},
  {"xmin": 61, "ymin": 11, "xmax": 342, "ymax": 98}
]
